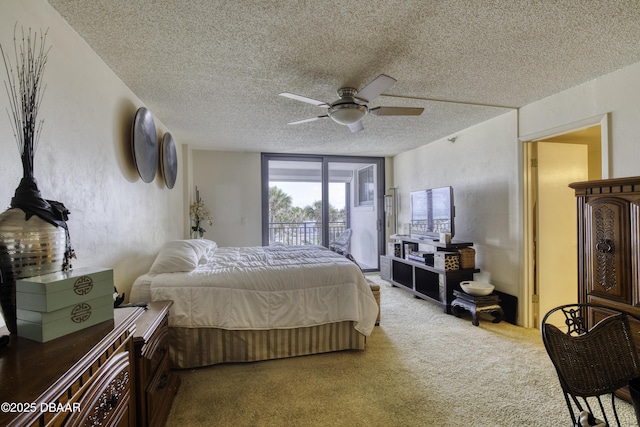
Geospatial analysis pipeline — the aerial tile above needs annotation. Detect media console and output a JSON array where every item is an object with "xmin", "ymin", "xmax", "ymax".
[{"xmin": 380, "ymin": 234, "xmax": 479, "ymax": 313}]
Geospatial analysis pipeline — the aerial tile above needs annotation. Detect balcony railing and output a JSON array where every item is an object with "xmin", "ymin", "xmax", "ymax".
[{"xmin": 268, "ymin": 222, "xmax": 346, "ymax": 246}]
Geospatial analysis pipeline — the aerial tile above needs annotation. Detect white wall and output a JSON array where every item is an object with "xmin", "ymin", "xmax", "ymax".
[
  {"xmin": 393, "ymin": 111, "xmax": 522, "ymax": 304},
  {"xmin": 191, "ymin": 150, "xmax": 262, "ymax": 247},
  {"xmin": 0, "ymin": 0, "xmax": 185, "ymax": 326}
]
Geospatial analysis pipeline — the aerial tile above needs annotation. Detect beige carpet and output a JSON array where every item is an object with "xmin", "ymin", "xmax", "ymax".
[{"xmin": 165, "ymin": 275, "xmax": 637, "ymax": 426}]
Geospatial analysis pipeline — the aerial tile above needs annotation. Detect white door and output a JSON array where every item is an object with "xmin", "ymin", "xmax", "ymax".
[{"xmin": 536, "ymin": 142, "xmax": 588, "ymax": 325}]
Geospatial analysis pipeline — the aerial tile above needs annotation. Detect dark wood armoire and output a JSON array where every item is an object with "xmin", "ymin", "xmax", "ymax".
[
  {"xmin": 570, "ymin": 176, "xmax": 640, "ymax": 401},
  {"xmin": 570, "ymin": 176, "xmax": 640, "ymax": 320}
]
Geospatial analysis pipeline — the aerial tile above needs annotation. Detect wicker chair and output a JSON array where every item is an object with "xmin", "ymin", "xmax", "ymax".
[{"xmin": 541, "ymin": 303, "xmax": 640, "ymax": 426}]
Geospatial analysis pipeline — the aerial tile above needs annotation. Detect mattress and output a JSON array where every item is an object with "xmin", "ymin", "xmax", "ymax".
[{"xmin": 132, "ymin": 243, "xmax": 378, "ymax": 335}]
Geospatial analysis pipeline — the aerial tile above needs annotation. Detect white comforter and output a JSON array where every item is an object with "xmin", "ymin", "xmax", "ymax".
[{"xmin": 144, "ymin": 245, "xmax": 379, "ymax": 336}]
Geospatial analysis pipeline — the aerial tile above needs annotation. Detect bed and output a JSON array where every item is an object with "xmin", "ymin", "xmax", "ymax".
[{"xmin": 130, "ymin": 239, "xmax": 379, "ymax": 369}]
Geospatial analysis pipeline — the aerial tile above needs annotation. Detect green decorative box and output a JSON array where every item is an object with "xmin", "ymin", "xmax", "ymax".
[
  {"xmin": 16, "ymin": 267, "xmax": 113, "ymax": 312},
  {"xmin": 16, "ymin": 294, "xmax": 114, "ymax": 342}
]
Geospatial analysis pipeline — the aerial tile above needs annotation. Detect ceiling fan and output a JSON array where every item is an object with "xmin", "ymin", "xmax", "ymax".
[{"xmin": 279, "ymin": 74, "xmax": 424, "ymax": 133}]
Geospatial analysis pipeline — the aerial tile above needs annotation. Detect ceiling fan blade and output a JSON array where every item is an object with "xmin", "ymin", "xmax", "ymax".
[
  {"xmin": 279, "ymin": 92, "xmax": 329, "ymax": 107},
  {"xmin": 347, "ymin": 121, "xmax": 364, "ymax": 133},
  {"xmin": 370, "ymin": 106, "xmax": 424, "ymax": 116},
  {"xmin": 354, "ymin": 74, "xmax": 397, "ymax": 103},
  {"xmin": 287, "ymin": 115, "xmax": 329, "ymax": 125}
]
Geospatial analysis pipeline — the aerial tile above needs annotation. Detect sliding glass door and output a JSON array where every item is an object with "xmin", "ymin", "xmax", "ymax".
[
  {"xmin": 266, "ymin": 158, "xmax": 324, "ymax": 245},
  {"xmin": 261, "ymin": 154, "xmax": 385, "ymax": 271}
]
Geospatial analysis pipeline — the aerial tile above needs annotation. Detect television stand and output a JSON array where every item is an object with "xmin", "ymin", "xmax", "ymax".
[{"xmin": 380, "ymin": 235, "xmax": 479, "ymax": 314}]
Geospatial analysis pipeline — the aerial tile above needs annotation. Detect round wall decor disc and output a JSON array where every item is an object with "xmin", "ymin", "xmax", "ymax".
[
  {"xmin": 132, "ymin": 107, "xmax": 158, "ymax": 183},
  {"xmin": 162, "ymin": 132, "xmax": 178, "ymax": 189}
]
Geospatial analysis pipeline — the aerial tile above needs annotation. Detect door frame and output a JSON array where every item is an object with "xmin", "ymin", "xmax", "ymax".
[{"xmin": 520, "ymin": 113, "xmax": 610, "ymax": 328}]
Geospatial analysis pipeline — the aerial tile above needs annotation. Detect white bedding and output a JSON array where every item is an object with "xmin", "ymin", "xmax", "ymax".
[{"xmin": 133, "ymin": 244, "xmax": 378, "ymax": 336}]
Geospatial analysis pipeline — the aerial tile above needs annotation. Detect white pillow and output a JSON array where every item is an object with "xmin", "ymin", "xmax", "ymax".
[{"xmin": 149, "ymin": 240, "xmax": 216, "ymax": 274}]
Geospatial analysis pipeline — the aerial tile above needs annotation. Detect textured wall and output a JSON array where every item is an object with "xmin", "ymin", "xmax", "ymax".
[
  {"xmin": 191, "ymin": 150, "xmax": 262, "ymax": 247},
  {"xmin": 0, "ymin": 0, "xmax": 185, "ymax": 325},
  {"xmin": 393, "ymin": 111, "xmax": 521, "ymax": 304}
]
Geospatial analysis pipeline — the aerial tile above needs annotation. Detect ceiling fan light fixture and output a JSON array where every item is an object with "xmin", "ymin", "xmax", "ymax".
[
  {"xmin": 281, "ymin": 75, "xmax": 418, "ymax": 131},
  {"xmin": 328, "ymin": 103, "xmax": 368, "ymax": 125}
]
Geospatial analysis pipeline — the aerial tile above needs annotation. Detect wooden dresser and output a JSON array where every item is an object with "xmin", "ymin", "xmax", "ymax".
[
  {"xmin": 0, "ymin": 307, "xmax": 144, "ymax": 427},
  {"xmin": 133, "ymin": 301, "xmax": 180, "ymax": 427},
  {"xmin": 570, "ymin": 176, "xmax": 640, "ymax": 317}
]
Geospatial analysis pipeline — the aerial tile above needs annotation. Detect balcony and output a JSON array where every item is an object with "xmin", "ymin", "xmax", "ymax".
[{"xmin": 268, "ymin": 222, "xmax": 346, "ymax": 246}]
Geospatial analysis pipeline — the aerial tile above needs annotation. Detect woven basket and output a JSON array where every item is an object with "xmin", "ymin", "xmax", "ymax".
[{"xmin": 458, "ymin": 248, "xmax": 476, "ymax": 269}]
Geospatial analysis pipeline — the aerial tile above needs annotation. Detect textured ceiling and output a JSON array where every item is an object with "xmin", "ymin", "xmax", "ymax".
[{"xmin": 48, "ymin": 0, "xmax": 640, "ymax": 156}]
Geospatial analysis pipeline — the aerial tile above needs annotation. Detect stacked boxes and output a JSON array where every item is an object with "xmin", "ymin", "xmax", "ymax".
[{"xmin": 16, "ymin": 267, "xmax": 114, "ymax": 342}]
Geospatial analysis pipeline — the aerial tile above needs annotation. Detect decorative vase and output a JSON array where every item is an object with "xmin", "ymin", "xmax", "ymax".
[
  {"xmin": 0, "ymin": 208, "xmax": 67, "ymax": 334},
  {"xmin": 0, "ymin": 27, "xmax": 75, "ymax": 334}
]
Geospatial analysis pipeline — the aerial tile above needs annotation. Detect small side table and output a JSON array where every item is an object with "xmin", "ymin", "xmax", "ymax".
[{"xmin": 451, "ymin": 290, "xmax": 504, "ymax": 326}]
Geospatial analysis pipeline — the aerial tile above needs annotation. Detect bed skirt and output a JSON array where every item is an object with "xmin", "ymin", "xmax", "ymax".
[{"xmin": 168, "ymin": 321, "xmax": 366, "ymax": 369}]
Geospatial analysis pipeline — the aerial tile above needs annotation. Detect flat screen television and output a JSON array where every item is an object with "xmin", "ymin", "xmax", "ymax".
[{"xmin": 410, "ymin": 186, "xmax": 454, "ymax": 238}]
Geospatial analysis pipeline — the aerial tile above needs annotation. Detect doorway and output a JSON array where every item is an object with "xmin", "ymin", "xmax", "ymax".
[
  {"xmin": 524, "ymin": 124, "xmax": 604, "ymax": 327},
  {"xmin": 261, "ymin": 153, "xmax": 385, "ymax": 271}
]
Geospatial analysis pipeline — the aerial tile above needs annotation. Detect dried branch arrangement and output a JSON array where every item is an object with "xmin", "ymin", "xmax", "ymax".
[{"xmin": 0, "ymin": 24, "xmax": 51, "ymax": 178}]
